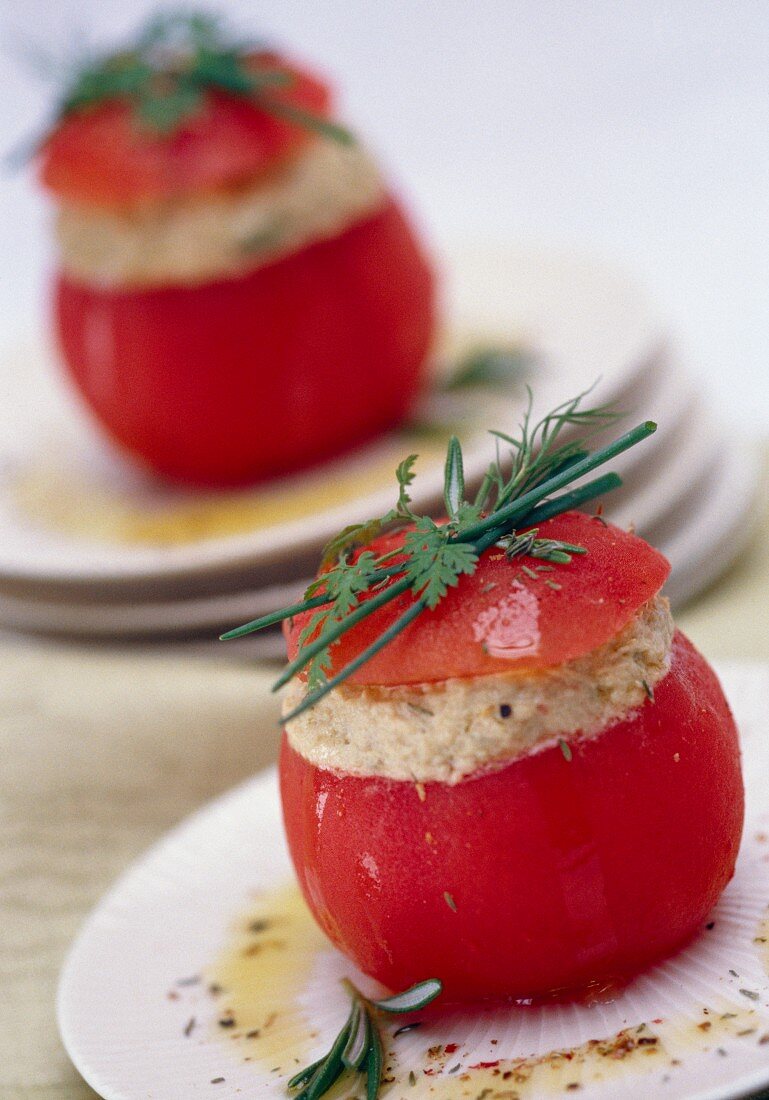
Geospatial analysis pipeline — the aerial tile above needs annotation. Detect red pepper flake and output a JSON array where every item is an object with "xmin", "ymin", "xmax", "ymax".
[{"xmin": 444, "ymin": 1044, "xmax": 459, "ymax": 1054}]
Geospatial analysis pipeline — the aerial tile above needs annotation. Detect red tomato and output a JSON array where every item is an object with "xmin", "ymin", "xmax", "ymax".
[
  {"xmin": 285, "ymin": 513, "xmax": 672, "ymax": 683},
  {"xmin": 54, "ymin": 197, "xmax": 435, "ymax": 485},
  {"xmin": 280, "ymin": 631, "xmax": 743, "ymax": 1001},
  {"xmin": 40, "ymin": 53, "xmax": 332, "ymax": 209}
]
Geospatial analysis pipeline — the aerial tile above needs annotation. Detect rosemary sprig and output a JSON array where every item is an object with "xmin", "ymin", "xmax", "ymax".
[
  {"xmin": 222, "ymin": 388, "xmax": 657, "ymax": 718},
  {"xmin": 288, "ymin": 978, "xmax": 441, "ymax": 1099},
  {"xmin": 31, "ymin": 11, "xmax": 353, "ymax": 144}
]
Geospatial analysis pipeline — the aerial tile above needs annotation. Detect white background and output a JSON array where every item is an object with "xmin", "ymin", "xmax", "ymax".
[{"xmin": 1, "ymin": 0, "xmax": 767, "ymax": 430}]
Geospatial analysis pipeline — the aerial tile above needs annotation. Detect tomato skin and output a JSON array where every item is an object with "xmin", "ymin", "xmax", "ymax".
[
  {"xmin": 286, "ymin": 514, "xmax": 671, "ymax": 683},
  {"xmin": 40, "ymin": 54, "xmax": 332, "ymax": 209},
  {"xmin": 54, "ymin": 197, "xmax": 435, "ymax": 485},
  {"xmin": 280, "ymin": 632, "xmax": 743, "ymax": 1001}
]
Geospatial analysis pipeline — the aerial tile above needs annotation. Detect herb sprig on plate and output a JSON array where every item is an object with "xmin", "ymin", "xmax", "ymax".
[
  {"xmin": 223, "ymin": 388, "xmax": 657, "ymax": 717},
  {"xmin": 30, "ymin": 11, "xmax": 352, "ymax": 143},
  {"xmin": 288, "ymin": 978, "xmax": 441, "ymax": 1100}
]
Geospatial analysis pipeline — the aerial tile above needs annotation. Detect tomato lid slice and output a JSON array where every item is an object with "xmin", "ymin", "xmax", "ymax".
[
  {"xmin": 285, "ymin": 512, "xmax": 671, "ymax": 685},
  {"xmin": 39, "ymin": 53, "xmax": 332, "ymax": 210}
]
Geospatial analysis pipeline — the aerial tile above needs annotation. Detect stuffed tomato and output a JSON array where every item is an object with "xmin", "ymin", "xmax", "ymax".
[
  {"xmin": 39, "ymin": 17, "xmax": 436, "ymax": 485},
  {"xmin": 279, "ymin": 512, "xmax": 743, "ymax": 1002}
]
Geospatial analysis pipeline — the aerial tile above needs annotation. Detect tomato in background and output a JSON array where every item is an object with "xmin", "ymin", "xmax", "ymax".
[
  {"xmin": 40, "ymin": 54, "xmax": 333, "ymax": 208},
  {"xmin": 280, "ymin": 632, "xmax": 743, "ymax": 1001},
  {"xmin": 55, "ymin": 197, "xmax": 435, "ymax": 486}
]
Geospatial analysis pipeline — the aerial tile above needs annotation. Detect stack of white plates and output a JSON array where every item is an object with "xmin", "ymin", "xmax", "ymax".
[{"xmin": 0, "ymin": 243, "xmax": 759, "ymax": 656}]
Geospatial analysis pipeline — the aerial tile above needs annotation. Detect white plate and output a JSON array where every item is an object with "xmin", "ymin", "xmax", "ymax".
[
  {"xmin": 0, "ymin": 424, "xmax": 756, "ymax": 639},
  {"xmin": 0, "ymin": 351, "xmax": 709, "ymax": 638},
  {"xmin": 59, "ymin": 662, "xmax": 769, "ymax": 1100},
  {"xmin": 0, "ymin": 577, "xmax": 308, "ymax": 639},
  {"xmin": 0, "ymin": 243, "xmax": 666, "ymax": 588},
  {"xmin": 0, "ymin": 419, "xmax": 757, "ymax": 640},
  {"xmin": 658, "ymin": 443, "xmax": 763, "ymax": 608}
]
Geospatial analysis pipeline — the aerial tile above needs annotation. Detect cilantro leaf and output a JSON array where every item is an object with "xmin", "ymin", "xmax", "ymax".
[
  {"xmin": 395, "ymin": 454, "xmax": 418, "ymax": 518},
  {"xmin": 300, "ymin": 552, "xmax": 382, "ymax": 690},
  {"xmin": 401, "ymin": 519, "xmax": 478, "ymax": 609}
]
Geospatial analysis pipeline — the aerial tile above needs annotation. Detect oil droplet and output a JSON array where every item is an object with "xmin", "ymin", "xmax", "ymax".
[
  {"xmin": 13, "ymin": 439, "xmax": 447, "ymax": 547},
  {"xmin": 207, "ymin": 883, "xmax": 327, "ymax": 1069}
]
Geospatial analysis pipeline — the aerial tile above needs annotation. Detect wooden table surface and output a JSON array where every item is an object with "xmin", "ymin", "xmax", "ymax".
[{"xmin": 2, "ymin": 453, "xmax": 767, "ymax": 1100}]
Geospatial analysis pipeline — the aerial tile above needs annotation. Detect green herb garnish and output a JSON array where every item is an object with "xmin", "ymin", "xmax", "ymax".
[
  {"xmin": 442, "ymin": 345, "xmax": 529, "ymax": 392},
  {"xmin": 288, "ymin": 978, "xmax": 442, "ymax": 1099},
  {"xmin": 222, "ymin": 388, "xmax": 657, "ymax": 718},
  {"xmin": 33, "ymin": 11, "xmax": 353, "ymax": 143}
]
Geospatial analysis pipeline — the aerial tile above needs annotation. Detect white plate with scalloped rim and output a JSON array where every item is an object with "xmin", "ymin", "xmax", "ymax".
[
  {"xmin": 0, "ymin": 347, "xmax": 729, "ymax": 638},
  {"xmin": 0, "ymin": 243, "xmax": 668, "ymax": 590},
  {"xmin": 59, "ymin": 661, "xmax": 769, "ymax": 1100}
]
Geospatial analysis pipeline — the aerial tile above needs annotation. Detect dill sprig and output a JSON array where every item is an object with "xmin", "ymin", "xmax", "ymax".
[
  {"xmin": 32, "ymin": 10, "xmax": 352, "ymax": 144},
  {"xmin": 288, "ymin": 978, "xmax": 441, "ymax": 1100},
  {"xmin": 222, "ymin": 388, "xmax": 657, "ymax": 718}
]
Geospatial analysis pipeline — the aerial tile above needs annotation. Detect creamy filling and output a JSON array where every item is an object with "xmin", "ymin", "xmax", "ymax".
[
  {"xmin": 283, "ymin": 596, "xmax": 674, "ymax": 784},
  {"xmin": 54, "ymin": 139, "xmax": 387, "ymax": 289}
]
